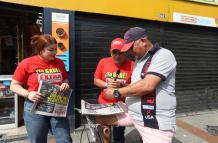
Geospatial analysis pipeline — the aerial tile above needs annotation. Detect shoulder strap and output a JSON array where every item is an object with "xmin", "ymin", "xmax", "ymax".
[{"xmin": 140, "ymin": 43, "xmax": 161, "ymax": 79}]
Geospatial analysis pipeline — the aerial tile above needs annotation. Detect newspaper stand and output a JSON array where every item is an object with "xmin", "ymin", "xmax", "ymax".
[
  {"xmin": 75, "ymin": 108, "xmax": 103, "ymax": 143},
  {"xmin": 75, "ymin": 99, "xmax": 111, "ymax": 143}
]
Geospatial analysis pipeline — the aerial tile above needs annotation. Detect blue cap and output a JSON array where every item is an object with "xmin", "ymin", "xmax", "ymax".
[{"xmin": 121, "ymin": 27, "xmax": 147, "ymax": 52}]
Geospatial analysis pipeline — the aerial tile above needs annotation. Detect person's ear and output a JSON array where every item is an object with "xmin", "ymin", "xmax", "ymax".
[
  {"xmin": 141, "ymin": 39, "xmax": 147, "ymax": 47},
  {"xmin": 110, "ymin": 51, "xmax": 114, "ymax": 57}
]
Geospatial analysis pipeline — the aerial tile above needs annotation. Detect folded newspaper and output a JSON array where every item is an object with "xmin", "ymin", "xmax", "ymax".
[
  {"xmin": 32, "ymin": 81, "xmax": 72, "ymax": 117},
  {"xmin": 81, "ymin": 100, "xmax": 126, "ymax": 115}
]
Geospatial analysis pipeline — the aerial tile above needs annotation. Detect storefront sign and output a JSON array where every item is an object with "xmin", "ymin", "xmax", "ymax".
[
  {"xmin": 51, "ymin": 12, "xmax": 70, "ymax": 71},
  {"xmin": 173, "ymin": 12, "xmax": 218, "ymax": 27},
  {"xmin": 185, "ymin": 0, "xmax": 218, "ymax": 6}
]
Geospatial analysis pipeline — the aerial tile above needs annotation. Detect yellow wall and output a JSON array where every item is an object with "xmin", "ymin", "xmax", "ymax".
[
  {"xmin": 0, "ymin": 0, "xmax": 169, "ymax": 22},
  {"xmin": 1, "ymin": 0, "xmax": 218, "ymax": 22},
  {"xmin": 169, "ymin": 0, "xmax": 218, "ymax": 22}
]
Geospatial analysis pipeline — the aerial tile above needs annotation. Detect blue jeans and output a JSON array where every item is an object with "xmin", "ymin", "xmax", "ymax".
[{"xmin": 23, "ymin": 100, "xmax": 72, "ymax": 143}]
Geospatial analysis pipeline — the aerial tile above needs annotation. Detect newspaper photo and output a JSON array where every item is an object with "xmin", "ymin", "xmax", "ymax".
[
  {"xmin": 81, "ymin": 100, "xmax": 126, "ymax": 116},
  {"xmin": 32, "ymin": 81, "xmax": 72, "ymax": 117}
]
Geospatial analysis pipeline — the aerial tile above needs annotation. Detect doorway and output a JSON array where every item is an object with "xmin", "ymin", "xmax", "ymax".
[{"xmin": 0, "ymin": 3, "xmax": 42, "ymax": 128}]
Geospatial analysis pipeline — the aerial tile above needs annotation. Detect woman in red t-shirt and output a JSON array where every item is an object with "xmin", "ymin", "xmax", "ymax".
[{"xmin": 10, "ymin": 34, "xmax": 72, "ymax": 143}]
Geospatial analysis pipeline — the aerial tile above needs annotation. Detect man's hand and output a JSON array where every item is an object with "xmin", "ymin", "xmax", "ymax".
[{"xmin": 104, "ymin": 88, "xmax": 115, "ymax": 99}]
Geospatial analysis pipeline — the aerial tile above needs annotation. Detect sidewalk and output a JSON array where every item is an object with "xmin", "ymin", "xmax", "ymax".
[{"xmin": 0, "ymin": 109, "xmax": 218, "ymax": 143}]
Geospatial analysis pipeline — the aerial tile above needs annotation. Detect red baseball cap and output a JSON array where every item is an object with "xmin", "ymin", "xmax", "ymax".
[
  {"xmin": 110, "ymin": 38, "xmax": 125, "ymax": 52},
  {"xmin": 121, "ymin": 27, "xmax": 148, "ymax": 52}
]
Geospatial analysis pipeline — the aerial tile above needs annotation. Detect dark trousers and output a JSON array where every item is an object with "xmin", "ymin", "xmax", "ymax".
[{"xmin": 113, "ymin": 126, "xmax": 125, "ymax": 143}]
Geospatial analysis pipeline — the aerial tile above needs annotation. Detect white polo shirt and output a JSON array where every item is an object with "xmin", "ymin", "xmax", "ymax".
[{"xmin": 126, "ymin": 46, "xmax": 177, "ymax": 132}]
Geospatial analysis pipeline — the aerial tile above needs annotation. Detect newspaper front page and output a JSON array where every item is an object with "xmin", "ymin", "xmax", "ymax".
[
  {"xmin": 32, "ymin": 81, "xmax": 72, "ymax": 117},
  {"xmin": 81, "ymin": 100, "xmax": 125, "ymax": 115}
]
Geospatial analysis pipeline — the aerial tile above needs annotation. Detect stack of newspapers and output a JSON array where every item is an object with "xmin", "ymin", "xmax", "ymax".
[{"xmin": 81, "ymin": 100, "xmax": 126, "ymax": 116}]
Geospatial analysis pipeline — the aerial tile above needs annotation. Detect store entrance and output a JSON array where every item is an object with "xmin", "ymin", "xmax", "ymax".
[
  {"xmin": 0, "ymin": 16, "xmax": 22, "ymax": 75},
  {"xmin": 0, "ymin": 4, "xmax": 42, "ymax": 128}
]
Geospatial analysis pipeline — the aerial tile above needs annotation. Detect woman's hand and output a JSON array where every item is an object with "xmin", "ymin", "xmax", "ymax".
[
  {"xmin": 60, "ymin": 83, "xmax": 69, "ymax": 91},
  {"xmin": 28, "ymin": 91, "xmax": 44, "ymax": 103}
]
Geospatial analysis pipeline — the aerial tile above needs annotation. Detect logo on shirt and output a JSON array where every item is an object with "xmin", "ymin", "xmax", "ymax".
[
  {"xmin": 144, "ymin": 115, "xmax": 154, "ymax": 120},
  {"xmin": 105, "ymin": 72, "xmax": 127, "ymax": 80},
  {"xmin": 105, "ymin": 72, "xmax": 128, "ymax": 83},
  {"xmin": 146, "ymin": 97, "xmax": 155, "ymax": 104},
  {"xmin": 142, "ymin": 105, "xmax": 154, "ymax": 110},
  {"xmin": 36, "ymin": 68, "xmax": 62, "ymax": 82}
]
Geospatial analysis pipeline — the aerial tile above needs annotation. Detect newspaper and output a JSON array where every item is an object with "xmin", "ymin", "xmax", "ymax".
[
  {"xmin": 32, "ymin": 81, "xmax": 72, "ymax": 117},
  {"xmin": 81, "ymin": 100, "xmax": 126, "ymax": 116}
]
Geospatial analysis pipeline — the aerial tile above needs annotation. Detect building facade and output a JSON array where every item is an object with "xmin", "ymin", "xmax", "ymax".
[{"xmin": 0, "ymin": 0, "xmax": 218, "ymax": 129}]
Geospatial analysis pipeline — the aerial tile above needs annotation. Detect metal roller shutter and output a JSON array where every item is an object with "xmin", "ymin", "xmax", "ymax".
[
  {"xmin": 74, "ymin": 12, "xmax": 218, "ymax": 117},
  {"xmin": 74, "ymin": 12, "xmax": 162, "ymax": 102},
  {"xmin": 163, "ymin": 23, "xmax": 218, "ymax": 113}
]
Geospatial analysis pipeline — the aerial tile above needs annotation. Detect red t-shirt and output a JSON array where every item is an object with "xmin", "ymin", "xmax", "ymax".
[
  {"xmin": 13, "ymin": 55, "xmax": 68, "ymax": 91},
  {"xmin": 94, "ymin": 57, "xmax": 134, "ymax": 104}
]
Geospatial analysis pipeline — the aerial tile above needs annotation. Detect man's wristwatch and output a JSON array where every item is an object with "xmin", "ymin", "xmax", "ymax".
[{"xmin": 113, "ymin": 89, "xmax": 121, "ymax": 99}]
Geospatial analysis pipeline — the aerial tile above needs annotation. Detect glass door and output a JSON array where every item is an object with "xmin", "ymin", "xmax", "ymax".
[{"xmin": 0, "ymin": 14, "xmax": 23, "ymax": 129}]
